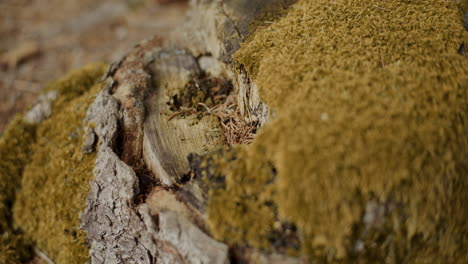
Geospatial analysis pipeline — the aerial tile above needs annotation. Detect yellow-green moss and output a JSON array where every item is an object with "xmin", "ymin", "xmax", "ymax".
[
  {"xmin": 207, "ymin": 0, "xmax": 468, "ymax": 262},
  {"xmin": 0, "ymin": 63, "xmax": 106, "ymax": 264},
  {"xmin": 11, "ymin": 63, "xmax": 106, "ymax": 263},
  {"xmin": 0, "ymin": 117, "xmax": 36, "ymax": 263},
  {"xmin": 203, "ymin": 147, "xmax": 277, "ymax": 250}
]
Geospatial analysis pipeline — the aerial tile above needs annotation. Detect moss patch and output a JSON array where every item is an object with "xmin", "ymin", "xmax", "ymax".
[
  {"xmin": 0, "ymin": 117, "xmax": 36, "ymax": 263},
  {"xmin": 194, "ymin": 147, "xmax": 277, "ymax": 249},
  {"xmin": 206, "ymin": 0, "xmax": 468, "ymax": 262},
  {"xmin": 0, "ymin": 63, "xmax": 106, "ymax": 263}
]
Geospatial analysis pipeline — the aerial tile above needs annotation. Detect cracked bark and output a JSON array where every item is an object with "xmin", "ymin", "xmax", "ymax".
[{"xmin": 81, "ymin": 0, "xmax": 299, "ymax": 263}]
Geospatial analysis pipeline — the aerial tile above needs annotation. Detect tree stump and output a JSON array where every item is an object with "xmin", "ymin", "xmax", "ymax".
[
  {"xmin": 81, "ymin": 0, "xmax": 298, "ymax": 263},
  {"xmin": 2, "ymin": 1, "xmax": 467, "ymax": 263}
]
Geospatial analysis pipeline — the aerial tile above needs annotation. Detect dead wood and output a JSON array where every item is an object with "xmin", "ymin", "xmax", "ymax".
[{"xmin": 81, "ymin": 0, "xmax": 299, "ymax": 263}]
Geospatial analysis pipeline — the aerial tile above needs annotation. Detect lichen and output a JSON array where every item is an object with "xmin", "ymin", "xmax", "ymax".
[
  {"xmin": 206, "ymin": 0, "xmax": 468, "ymax": 262},
  {"xmin": 0, "ymin": 63, "xmax": 106, "ymax": 263}
]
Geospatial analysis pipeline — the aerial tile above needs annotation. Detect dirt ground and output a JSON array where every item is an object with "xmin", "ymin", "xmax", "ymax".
[{"xmin": 0, "ymin": 0, "xmax": 188, "ymax": 133}]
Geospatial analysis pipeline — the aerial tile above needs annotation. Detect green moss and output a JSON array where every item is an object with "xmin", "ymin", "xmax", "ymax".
[
  {"xmin": 201, "ymin": 147, "xmax": 277, "ymax": 250},
  {"xmin": 462, "ymin": 0, "xmax": 468, "ymax": 11},
  {"xmin": 207, "ymin": 0, "xmax": 468, "ymax": 262},
  {"xmin": 11, "ymin": 63, "xmax": 106, "ymax": 263},
  {"xmin": 0, "ymin": 63, "xmax": 107, "ymax": 264},
  {"xmin": 0, "ymin": 117, "xmax": 36, "ymax": 263}
]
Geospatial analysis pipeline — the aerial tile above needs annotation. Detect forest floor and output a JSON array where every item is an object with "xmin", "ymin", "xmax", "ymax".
[{"xmin": 0, "ymin": 0, "xmax": 188, "ymax": 133}]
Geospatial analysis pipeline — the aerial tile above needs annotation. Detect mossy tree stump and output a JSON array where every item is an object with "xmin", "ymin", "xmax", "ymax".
[
  {"xmin": 1, "ymin": 0, "xmax": 467, "ymax": 263},
  {"xmin": 80, "ymin": 0, "xmax": 297, "ymax": 263}
]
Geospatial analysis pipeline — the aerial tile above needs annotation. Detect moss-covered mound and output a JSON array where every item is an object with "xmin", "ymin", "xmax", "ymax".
[
  {"xmin": 0, "ymin": 117, "xmax": 36, "ymax": 263},
  {"xmin": 206, "ymin": 0, "xmax": 468, "ymax": 262},
  {"xmin": 0, "ymin": 63, "xmax": 106, "ymax": 263}
]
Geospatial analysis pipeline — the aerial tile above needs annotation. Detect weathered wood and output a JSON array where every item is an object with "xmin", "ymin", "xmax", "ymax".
[
  {"xmin": 81, "ymin": 0, "xmax": 299, "ymax": 263},
  {"xmin": 143, "ymin": 49, "xmax": 225, "ymax": 186}
]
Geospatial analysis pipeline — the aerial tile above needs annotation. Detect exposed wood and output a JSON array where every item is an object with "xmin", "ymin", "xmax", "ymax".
[
  {"xmin": 81, "ymin": 0, "xmax": 298, "ymax": 263},
  {"xmin": 143, "ymin": 49, "xmax": 225, "ymax": 186},
  {"xmin": 172, "ymin": 0, "xmax": 296, "ymax": 125}
]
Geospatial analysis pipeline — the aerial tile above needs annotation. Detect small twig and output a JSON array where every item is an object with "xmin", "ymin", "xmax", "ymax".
[
  {"xmin": 373, "ymin": 5, "xmax": 390, "ymax": 11},
  {"xmin": 34, "ymin": 247, "xmax": 55, "ymax": 264},
  {"xmin": 167, "ymin": 108, "xmax": 197, "ymax": 121},
  {"xmin": 198, "ymin": 102, "xmax": 212, "ymax": 113},
  {"xmin": 168, "ymin": 112, "xmax": 182, "ymax": 121}
]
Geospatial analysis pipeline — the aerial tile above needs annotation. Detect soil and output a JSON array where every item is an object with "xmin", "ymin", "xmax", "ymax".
[{"xmin": 0, "ymin": 0, "xmax": 188, "ymax": 133}]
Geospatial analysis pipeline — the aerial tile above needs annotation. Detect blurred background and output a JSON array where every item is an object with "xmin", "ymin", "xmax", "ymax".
[{"xmin": 0, "ymin": 0, "xmax": 188, "ymax": 133}]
